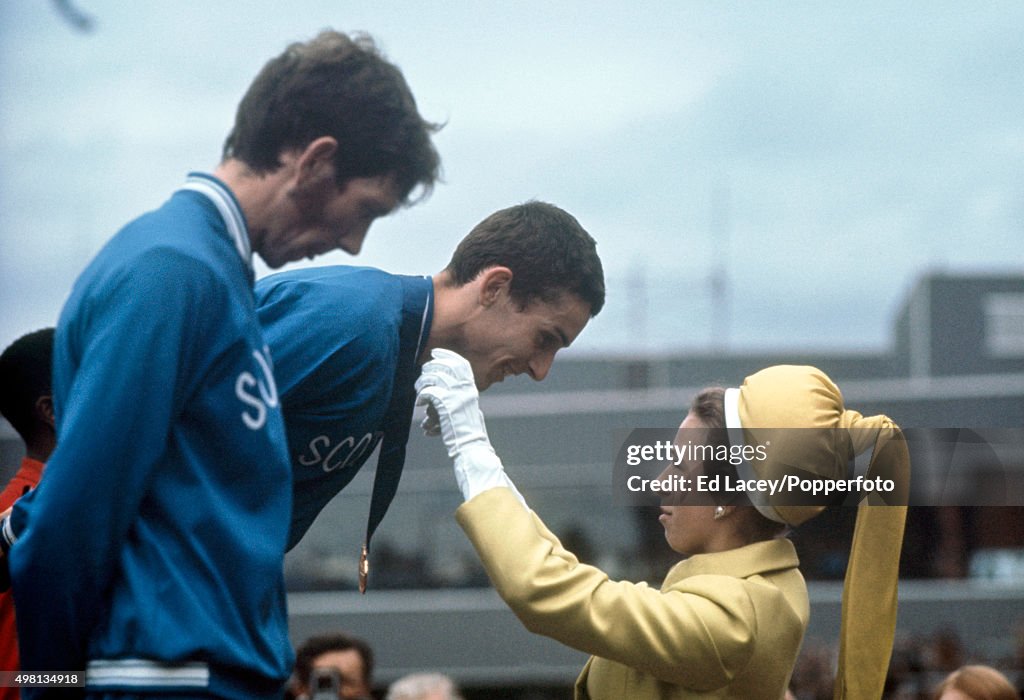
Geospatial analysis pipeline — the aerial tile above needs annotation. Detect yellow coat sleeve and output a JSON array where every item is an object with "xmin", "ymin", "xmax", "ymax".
[{"xmin": 456, "ymin": 488, "xmax": 765, "ymax": 691}]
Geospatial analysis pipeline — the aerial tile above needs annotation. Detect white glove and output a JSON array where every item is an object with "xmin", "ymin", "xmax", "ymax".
[{"xmin": 415, "ymin": 349, "xmax": 526, "ymax": 505}]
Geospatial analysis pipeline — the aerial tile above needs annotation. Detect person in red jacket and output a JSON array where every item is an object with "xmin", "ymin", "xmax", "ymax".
[{"xmin": 0, "ymin": 327, "xmax": 55, "ymax": 698}]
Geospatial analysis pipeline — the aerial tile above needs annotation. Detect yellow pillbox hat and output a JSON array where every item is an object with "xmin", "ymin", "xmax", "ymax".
[{"xmin": 725, "ymin": 365, "xmax": 910, "ymax": 700}]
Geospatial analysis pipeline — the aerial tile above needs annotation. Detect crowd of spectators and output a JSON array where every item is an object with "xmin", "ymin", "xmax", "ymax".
[{"xmin": 790, "ymin": 626, "xmax": 1023, "ymax": 700}]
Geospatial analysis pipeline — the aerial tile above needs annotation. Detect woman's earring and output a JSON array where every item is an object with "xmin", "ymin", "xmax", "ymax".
[{"xmin": 714, "ymin": 505, "xmax": 726, "ymax": 520}]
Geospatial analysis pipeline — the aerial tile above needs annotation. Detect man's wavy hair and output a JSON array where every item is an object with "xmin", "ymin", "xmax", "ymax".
[{"xmin": 223, "ymin": 30, "xmax": 442, "ymax": 205}]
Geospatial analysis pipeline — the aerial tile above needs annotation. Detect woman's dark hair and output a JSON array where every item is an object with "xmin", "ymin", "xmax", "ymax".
[{"xmin": 690, "ymin": 386, "xmax": 788, "ymax": 542}]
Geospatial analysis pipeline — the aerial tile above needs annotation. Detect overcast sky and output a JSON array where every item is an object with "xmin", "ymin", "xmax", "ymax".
[{"xmin": 1, "ymin": 1, "xmax": 1022, "ymax": 356}]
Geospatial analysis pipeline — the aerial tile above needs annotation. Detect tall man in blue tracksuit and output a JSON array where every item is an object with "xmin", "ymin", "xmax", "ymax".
[
  {"xmin": 2, "ymin": 30, "xmax": 440, "ymax": 699},
  {"xmin": 255, "ymin": 202, "xmax": 605, "ymax": 584}
]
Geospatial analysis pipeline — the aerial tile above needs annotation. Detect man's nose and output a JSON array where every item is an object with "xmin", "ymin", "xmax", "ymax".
[{"xmin": 528, "ymin": 351, "xmax": 556, "ymax": 381}]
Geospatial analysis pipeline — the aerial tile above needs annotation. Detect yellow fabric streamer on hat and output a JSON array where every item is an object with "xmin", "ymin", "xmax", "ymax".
[{"xmin": 726, "ymin": 365, "xmax": 910, "ymax": 700}]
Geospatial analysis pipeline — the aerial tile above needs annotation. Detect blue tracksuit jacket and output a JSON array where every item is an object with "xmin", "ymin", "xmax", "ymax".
[
  {"xmin": 254, "ymin": 266, "xmax": 433, "ymax": 550},
  {"xmin": 9, "ymin": 174, "xmax": 293, "ymax": 699}
]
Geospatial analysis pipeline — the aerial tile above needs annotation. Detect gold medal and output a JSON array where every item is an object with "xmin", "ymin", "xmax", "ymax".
[{"xmin": 358, "ymin": 543, "xmax": 369, "ymax": 594}]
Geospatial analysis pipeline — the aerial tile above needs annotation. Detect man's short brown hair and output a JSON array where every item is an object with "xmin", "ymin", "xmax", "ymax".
[
  {"xmin": 223, "ymin": 30, "xmax": 442, "ymax": 205},
  {"xmin": 445, "ymin": 201, "xmax": 605, "ymax": 315}
]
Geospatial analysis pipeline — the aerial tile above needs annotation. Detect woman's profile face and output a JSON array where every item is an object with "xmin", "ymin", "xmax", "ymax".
[{"xmin": 658, "ymin": 411, "xmax": 719, "ymax": 555}]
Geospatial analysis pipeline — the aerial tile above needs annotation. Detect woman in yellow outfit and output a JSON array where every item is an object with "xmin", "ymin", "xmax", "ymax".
[{"xmin": 416, "ymin": 350, "xmax": 909, "ymax": 700}]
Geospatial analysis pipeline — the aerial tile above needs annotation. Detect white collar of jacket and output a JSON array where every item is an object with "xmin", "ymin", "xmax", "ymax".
[{"xmin": 180, "ymin": 173, "xmax": 253, "ymax": 273}]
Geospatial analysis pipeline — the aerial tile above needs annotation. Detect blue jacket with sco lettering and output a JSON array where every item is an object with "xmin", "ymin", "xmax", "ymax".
[
  {"xmin": 9, "ymin": 174, "xmax": 293, "ymax": 699},
  {"xmin": 254, "ymin": 266, "xmax": 433, "ymax": 550}
]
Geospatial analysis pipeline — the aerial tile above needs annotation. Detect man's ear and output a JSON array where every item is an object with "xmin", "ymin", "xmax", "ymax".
[
  {"xmin": 294, "ymin": 136, "xmax": 339, "ymax": 189},
  {"xmin": 35, "ymin": 395, "xmax": 55, "ymax": 429},
  {"xmin": 477, "ymin": 266, "xmax": 513, "ymax": 307}
]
